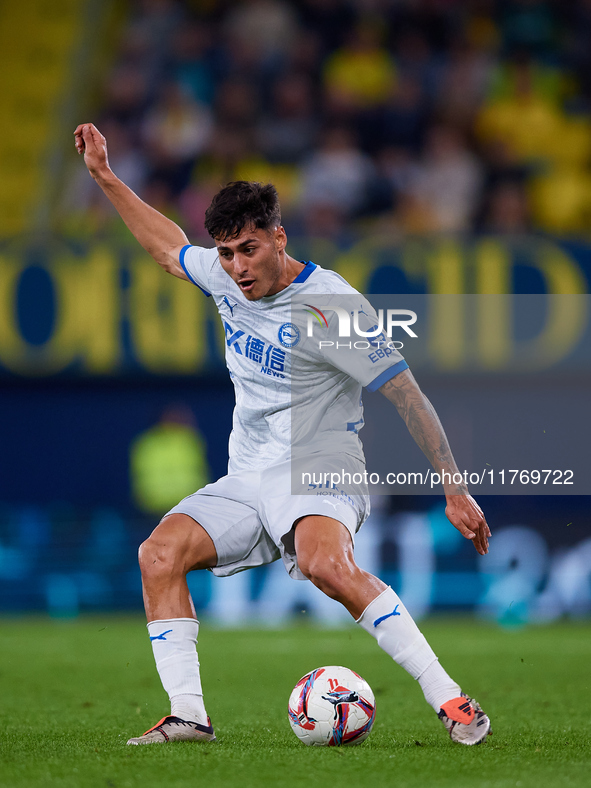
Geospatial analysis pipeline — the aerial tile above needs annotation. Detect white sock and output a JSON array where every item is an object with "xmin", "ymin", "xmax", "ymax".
[
  {"xmin": 356, "ymin": 587, "xmax": 461, "ymax": 712},
  {"xmin": 416, "ymin": 659, "xmax": 462, "ymax": 712},
  {"xmin": 170, "ymin": 693, "xmax": 208, "ymax": 724},
  {"xmin": 147, "ymin": 618, "xmax": 208, "ymax": 724}
]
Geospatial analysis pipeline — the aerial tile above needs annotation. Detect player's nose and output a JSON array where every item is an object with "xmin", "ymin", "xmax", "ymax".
[{"xmin": 232, "ymin": 255, "xmax": 248, "ymax": 275}]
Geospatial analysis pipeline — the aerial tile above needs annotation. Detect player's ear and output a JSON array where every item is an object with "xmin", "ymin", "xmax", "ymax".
[{"xmin": 274, "ymin": 225, "xmax": 287, "ymax": 252}]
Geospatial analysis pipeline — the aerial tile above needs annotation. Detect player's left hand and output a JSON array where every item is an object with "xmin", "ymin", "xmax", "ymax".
[
  {"xmin": 73, "ymin": 123, "xmax": 111, "ymax": 180},
  {"xmin": 445, "ymin": 494, "xmax": 491, "ymax": 555}
]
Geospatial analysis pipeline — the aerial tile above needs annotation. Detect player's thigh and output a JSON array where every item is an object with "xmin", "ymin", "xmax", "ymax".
[
  {"xmin": 166, "ymin": 474, "xmax": 279, "ymax": 574},
  {"xmin": 142, "ymin": 513, "xmax": 217, "ymax": 572}
]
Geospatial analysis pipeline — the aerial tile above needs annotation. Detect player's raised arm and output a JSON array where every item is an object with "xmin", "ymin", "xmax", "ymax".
[
  {"xmin": 379, "ymin": 368, "xmax": 491, "ymax": 555},
  {"xmin": 74, "ymin": 123, "xmax": 189, "ymax": 280}
]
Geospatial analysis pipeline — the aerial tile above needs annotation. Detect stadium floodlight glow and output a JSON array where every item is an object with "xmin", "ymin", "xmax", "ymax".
[{"xmin": 304, "ymin": 306, "xmax": 418, "ymax": 338}]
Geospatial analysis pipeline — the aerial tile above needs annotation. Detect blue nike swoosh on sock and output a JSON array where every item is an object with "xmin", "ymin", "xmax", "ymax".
[
  {"xmin": 150, "ymin": 629, "xmax": 173, "ymax": 641},
  {"xmin": 373, "ymin": 605, "xmax": 400, "ymax": 627}
]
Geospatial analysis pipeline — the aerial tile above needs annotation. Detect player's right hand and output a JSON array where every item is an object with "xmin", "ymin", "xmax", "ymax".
[
  {"xmin": 74, "ymin": 123, "xmax": 111, "ymax": 180},
  {"xmin": 445, "ymin": 493, "xmax": 491, "ymax": 556}
]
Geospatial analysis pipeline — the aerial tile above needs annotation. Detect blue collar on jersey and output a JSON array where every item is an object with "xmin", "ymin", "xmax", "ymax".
[{"xmin": 293, "ymin": 261, "xmax": 317, "ymax": 283}]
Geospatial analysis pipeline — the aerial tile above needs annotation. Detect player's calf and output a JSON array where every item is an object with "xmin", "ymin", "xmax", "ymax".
[
  {"xmin": 139, "ymin": 514, "xmax": 217, "ymax": 621},
  {"xmin": 298, "ymin": 550, "xmax": 353, "ymax": 599},
  {"xmin": 294, "ymin": 515, "xmax": 386, "ymax": 617}
]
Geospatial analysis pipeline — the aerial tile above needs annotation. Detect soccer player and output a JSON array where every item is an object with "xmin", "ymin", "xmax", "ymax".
[{"xmin": 75, "ymin": 123, "xmax": 492, "ymax": 747}]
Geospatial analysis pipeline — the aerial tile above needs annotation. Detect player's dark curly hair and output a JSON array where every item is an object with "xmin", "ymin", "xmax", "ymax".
[{"xmin": 204, "ymin": 181, "xmax": 281, "ymax": 241}]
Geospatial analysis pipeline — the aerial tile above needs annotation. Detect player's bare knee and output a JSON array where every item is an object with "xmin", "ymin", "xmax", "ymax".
[
  {"xmin": 138, "ymin": 533, "xmax": 185, "ymax": 580},
  {"xmin": 137, "ymin": 536, "xmax": 166, "ymax": 577}
]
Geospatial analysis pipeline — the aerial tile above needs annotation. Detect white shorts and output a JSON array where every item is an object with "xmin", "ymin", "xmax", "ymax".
[{"xmin": 165, "ymin": 458, "xmax": 370, "ymax": 580}]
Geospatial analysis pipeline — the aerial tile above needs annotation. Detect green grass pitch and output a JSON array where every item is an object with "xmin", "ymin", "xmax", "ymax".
[{"xmin": 1, "ymin": 617, "xmax": 589, "ymax": 788}]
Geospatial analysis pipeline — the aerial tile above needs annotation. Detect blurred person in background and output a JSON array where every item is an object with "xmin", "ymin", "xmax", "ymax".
[
  {"xmin": 130, "ymin": 405, "xmax": 210, "ymax": 517},
  {"xmin": 257, "ymin": 73, "xmax": 319, "ymax": 164},
  {"xmin": 218, "ymin": 0, "xmax": 299, "ymax": 87},
  {"xmin": 392, "ymin": 26, "xmax": 441, "ymax": 104},
  {"xmin": 476, "ymin": 54, "xmax": 567, "ymax": 166},
  {"xmin": 357, "ymin": 74, "xmax": 428, "ymax": 155},
  {"xmin": 192, "ymin": 126, "xmax": 255, "ymax": 189},
  {"xmin": 223, "ymin": 0, "xmax": 299, "ymax": 66},
  {"xmin": 142, "ymin": 81, "xmax": 213, "ymax": 196},
  {"xmin": 214, "ymin": 78, "xmax": 261, "ymax": 134},
  {"xmin": 169, "ymin": 21, "xmax": 216, "ymax": 108},
  {"xmin": 298, "ymin": 0, "xmax": 356, "ymax": 56},
  {"xmin": 499, "ymin": 0, "xmax": 557, "ymax": 59},
  {"xmin": 300, "ymin": 126, "xmax": 375, "ymax": 221},
  {"xmin": 405, "ymin": 125, "xmax": 484, "ymax": 233},
  {"xmin": 322, "ymin": 22, "xmax": 397, "ymax": 118},
  {"xmin": 435, "ymin": 33, "xmax": 495, "ymax": 129},
  {"xmin": 371, "ymin": 145, "xmax": 421, "ymax": 232},
  {"xmin": 480, "ymin": 181, "xmax": 531, "ymax": 233},
  {"xmin": 100, "ymin": 64, "xmax": 150, "ymax": 136},
  {"xmin": 564, "ymin": 0, "xmax": 591, "ymax": 107}
]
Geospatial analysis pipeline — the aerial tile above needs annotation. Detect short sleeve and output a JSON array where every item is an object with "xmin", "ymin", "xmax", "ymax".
[
  {"xmin": 314, "ymin": 295, "xmax": 409, "ymax": 389},
  {"xmin": 179, "ymin": 245, "xmax": 218, "ymax": 296}
]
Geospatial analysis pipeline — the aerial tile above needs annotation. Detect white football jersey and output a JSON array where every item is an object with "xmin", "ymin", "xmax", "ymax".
[{"xmin": 180, "ymin": 245, "xmax": 408, "ymax": 473}]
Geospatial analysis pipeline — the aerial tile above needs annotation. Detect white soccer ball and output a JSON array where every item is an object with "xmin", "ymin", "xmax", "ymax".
[{"xmin": 288, "ymin": 665, "xmax": 376, "ymax": 746}]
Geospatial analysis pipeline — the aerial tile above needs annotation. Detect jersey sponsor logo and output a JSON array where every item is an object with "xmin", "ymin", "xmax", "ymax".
[
  {"xmin": 224, "ymin": 321, "xmax": 287, "ymax": 377},
  {"xmin": 278, "ymin": 322, "xmax": 301, "ymax": 348},
  {"xmin": 306, "ymin": 479, "xmax": 356, "ymax": 508},
  {"xmin": 224, "ymin": 324, "xmax": 245, "ymax": 354},
  {"xmin": 367, "ymin": 344, "xmax": 403, "ymax": 363},
  {"xmin": 260, "ymin": 364, "xmax": 285, "ymax": 378}
]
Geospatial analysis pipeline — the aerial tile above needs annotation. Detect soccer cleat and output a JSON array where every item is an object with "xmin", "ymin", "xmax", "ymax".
[
  {"xmin": 438, "ymin": 693, "xmax": 492, "ymax": 745},
  {"xmin": 126, "ymin": 715, "xmax": 216, "ymax": 745}
]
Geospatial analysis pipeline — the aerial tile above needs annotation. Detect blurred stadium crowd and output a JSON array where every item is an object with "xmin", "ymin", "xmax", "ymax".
[{"xmin": 65, "ymin": 0, "xmax": 591, "ymax": 240}]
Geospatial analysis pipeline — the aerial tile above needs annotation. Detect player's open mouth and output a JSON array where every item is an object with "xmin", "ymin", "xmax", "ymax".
[{"xmin": 238, "ymin": 279, "xmax": 255, "ymax": 292}]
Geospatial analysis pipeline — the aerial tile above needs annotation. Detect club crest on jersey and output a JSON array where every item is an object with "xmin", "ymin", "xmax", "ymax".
[{"xmin": 278, "ymin": 322, "xmax": 300, "ymax": 348}]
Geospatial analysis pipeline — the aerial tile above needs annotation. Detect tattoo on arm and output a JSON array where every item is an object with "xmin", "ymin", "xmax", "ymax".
[{"xmin": 379, "ymin": 369, "xmax": 467, "ymax": 494}]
